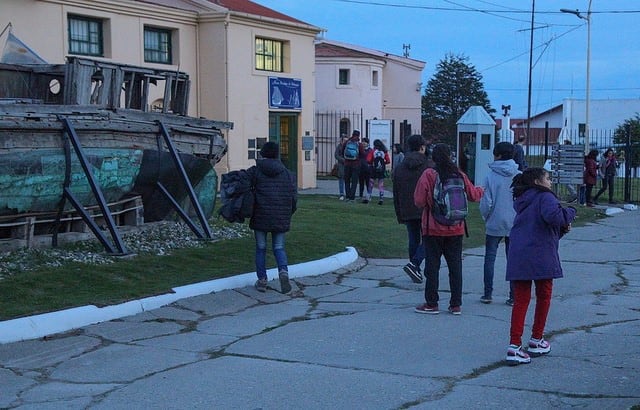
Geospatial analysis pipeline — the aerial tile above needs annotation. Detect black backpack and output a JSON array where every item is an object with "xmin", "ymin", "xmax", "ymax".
[
  {"xmin": 373, "ymin": 150, "xmax": 386, "ymax": 178},
  {"xmin": 218, "ymin": 170, "xmax": 255, "ymax": 223}
]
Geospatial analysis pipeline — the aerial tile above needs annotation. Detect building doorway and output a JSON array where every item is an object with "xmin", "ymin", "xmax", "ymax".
[{"xmin": 269, "ymin": 113, "xmax": 298, "ymax": 172}]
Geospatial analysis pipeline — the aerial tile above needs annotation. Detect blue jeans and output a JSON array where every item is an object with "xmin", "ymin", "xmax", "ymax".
[
  {"xmin": 338, "ymin": 177, "xmax": 345, "ymax": 196},
  {"xmin": 405, "ymin": 220, "xmax": 424, "ymax": 269},
  {"xmin": 483, "ymin": 235, "xmax": 513, "ymax": 299},
  {"xmin": 423, "ymin": 234, "xmax": 463, "ymax": 308},
  {"xmin": 254, "ymin": 230, "xmax": 288, "ymax": 280}
]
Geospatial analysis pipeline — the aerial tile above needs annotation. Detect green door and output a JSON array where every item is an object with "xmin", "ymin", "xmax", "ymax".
[{"xmin": 268, "ymin": 113, "xmax": 298, "ymax": 172}]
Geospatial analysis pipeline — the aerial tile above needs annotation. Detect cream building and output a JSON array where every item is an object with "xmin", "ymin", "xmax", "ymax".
[{"xmin": 0, "ymin": 0, "xmax": 321, "ymax": 188}]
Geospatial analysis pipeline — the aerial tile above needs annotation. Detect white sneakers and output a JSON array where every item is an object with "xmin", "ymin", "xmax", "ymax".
[
  {"xmin": 506, "ymin": 345, "xmax": 531, "ymax": 365},
  {"xmin": 527, "ymin": 338, "xmax": 551, "ymax": 356},
  {"xmin": 506, "ymin": 338, "xmax": 551, "ymax": 365}
]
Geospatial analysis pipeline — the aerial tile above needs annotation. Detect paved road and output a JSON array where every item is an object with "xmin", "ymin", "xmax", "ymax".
[{"xmin": 1, "ymin": 181, "xmax": 638, "ymax": 409}]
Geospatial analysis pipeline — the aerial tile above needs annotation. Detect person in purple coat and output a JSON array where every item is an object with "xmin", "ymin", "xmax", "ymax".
[{"xmin": 505, "ymin": 167, "xmax": 577, "ymax": 365}]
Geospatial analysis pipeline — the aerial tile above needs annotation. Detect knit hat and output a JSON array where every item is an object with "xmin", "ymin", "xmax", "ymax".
[{"xmin": 260, "ymin": 141, "xmax": 279, "ymax": 159}]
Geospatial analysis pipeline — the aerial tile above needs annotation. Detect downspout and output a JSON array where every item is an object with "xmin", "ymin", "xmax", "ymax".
[
  {"xmin": 224, "ymin": 12, "xmax": 231, "ymax": 172},
  {"xmin": 195, "ymin": 20, "xmax": 200, "ymax": 117}
]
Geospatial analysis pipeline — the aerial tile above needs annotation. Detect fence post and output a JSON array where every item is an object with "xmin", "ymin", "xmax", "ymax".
[
  {"xmin": 624, "ymin": 124, "xmax": 631, "ymax": 203},
  {"xmin": 544, "ymin": 121, "xmax": 549, "ymax": 161}
]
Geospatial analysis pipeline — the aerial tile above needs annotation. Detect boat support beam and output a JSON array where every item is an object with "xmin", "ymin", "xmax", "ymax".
[
  {"xmin": 58, "ymin": 116, "xmax": 128, "ymax": 255},
  {"xmin": 157, "ymin": 121, "xmax": 213, "ymax": 239}
]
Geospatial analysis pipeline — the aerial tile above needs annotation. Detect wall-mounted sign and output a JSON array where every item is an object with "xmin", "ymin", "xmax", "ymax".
[
  {"xmin": 269, "ymin": 77, "xmax": 302, "ymax": 110},
  {"xmin": 302, "ymin": 135, "xmax": 314, "ymax": 151}
]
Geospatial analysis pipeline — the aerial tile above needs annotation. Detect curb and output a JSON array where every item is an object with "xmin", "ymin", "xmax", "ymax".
[{"xmin": 0, "ymin": 247, "xmax": 359, "ymax": 344}]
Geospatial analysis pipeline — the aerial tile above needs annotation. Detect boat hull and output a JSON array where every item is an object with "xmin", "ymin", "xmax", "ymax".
[{"xmin": 0, "ymin": 148, "xmax": 217, "ymax": 221}]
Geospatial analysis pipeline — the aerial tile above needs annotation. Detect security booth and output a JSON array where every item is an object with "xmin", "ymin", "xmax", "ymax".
[{"xmin": 456, "ymin": 106, "xmax": 496, "ymax": 185}]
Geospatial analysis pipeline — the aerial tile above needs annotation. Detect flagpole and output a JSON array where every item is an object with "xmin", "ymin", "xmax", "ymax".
[{"xmin": 0, "ymin": 22, "xmax": 12, "ymax": 39}]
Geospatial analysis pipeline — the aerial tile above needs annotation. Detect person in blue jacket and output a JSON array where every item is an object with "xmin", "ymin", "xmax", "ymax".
[
  {"xmin": 479, "ymin": 142, "xmax": 520, "ymax": 305},
  {"xmin": 248, "ymin": 142, "xmax": 297, "ymax": 294},
  {"xmin": 505, "ymin": 167, "xmax": 576, "ymax": 365}
]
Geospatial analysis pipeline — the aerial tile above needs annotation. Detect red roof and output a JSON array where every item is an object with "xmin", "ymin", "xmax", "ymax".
[
  {"xmin": 315, "ymin": 42, "xmax": 385, "ymax": 61},
  {"xmin": 206, "ymin": 0, "xmax": 309, "ymax": 25},
  {"xmin": 135, "ymin": 0, "xmax": 310, "ymax": 25}
]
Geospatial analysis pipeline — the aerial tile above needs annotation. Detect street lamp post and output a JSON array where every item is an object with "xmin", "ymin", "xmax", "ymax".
[{"xmin": 561, "ymin": 1, "xmax": 592, "ymax": 155}]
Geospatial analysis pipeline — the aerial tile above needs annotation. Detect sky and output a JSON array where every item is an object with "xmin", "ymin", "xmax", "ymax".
[{"xmin": 255, "ymin": 0, "xmax": 640, "ymax": 119}]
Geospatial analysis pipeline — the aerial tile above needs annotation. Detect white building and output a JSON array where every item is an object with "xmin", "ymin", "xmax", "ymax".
[
  {"xmin": 314, "ymin": 39, "xmax": 425, "ymax": 173},
  {"xmin": 512, "ymin": 98, "xmax": 640, "ymax": 148}
]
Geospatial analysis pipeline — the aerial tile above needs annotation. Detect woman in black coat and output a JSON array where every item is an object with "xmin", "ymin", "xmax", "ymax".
[{"xmin": 247, "ymin": 142, "xmax": 297, "ymax": 294}]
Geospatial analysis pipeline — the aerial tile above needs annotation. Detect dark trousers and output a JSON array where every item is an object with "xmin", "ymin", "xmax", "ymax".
[
  {"xmin": 585, "ymin": 184, "xmax": 594, "ymax": 204},
  {"xmin": 344, "ymin": 165, "xmax": 360, "ymax": 200},
  {"xmin": 594, "ymin": 174, "xmax": 614, "ymax": 202},
  {"xmin": 359, "ymin": 168, "xmax": 371, "ymax": 197},
  {"xmin": 406, "ymin": 220, "xmax": 424, "ymax": 269},
  {"xmin": 422, "ymin": 234, "xmax": 463, "ymax": 308}
]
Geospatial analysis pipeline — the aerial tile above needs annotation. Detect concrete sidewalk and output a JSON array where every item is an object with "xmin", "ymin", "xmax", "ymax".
[{"xmin": 1, "ymin": 191, "xmax": 639, "ymax": 408}]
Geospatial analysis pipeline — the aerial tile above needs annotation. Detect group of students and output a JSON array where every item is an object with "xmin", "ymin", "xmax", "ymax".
[
  {"xmin": 392, "ymin": 135, "xmax": 576, "ymax": 365},
  {"xmin": 242, "ymin": 133, "xmax": 576, "ymax": 366},
  {"xmin": 334, "ymin": 130, "xmax": 391, "ymax": 205}
]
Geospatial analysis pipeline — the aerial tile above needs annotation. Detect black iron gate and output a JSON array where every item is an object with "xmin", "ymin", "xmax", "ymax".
[{"xmin": 315, "ymin": 110, "xmax": 362, "ymax": 176}]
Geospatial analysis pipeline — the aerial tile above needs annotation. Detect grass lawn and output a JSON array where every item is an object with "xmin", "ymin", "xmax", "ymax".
[{"xmin": 0, "ymin": 195, "xmax": 604, "ymax": 321}]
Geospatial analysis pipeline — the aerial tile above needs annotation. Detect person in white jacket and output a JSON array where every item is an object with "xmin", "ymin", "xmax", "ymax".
[{"xmin": 479, "ymin": 142, "xmax": 520, "ymax": 305}]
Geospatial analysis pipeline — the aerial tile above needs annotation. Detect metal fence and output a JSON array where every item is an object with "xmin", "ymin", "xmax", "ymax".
[
  {"xmin": 315, "ymin": 110, "xmax": 362, "ymax": 176},
  {"xmin": 524, "ymin": 128, "xmax": 640, "ymax": 204}
]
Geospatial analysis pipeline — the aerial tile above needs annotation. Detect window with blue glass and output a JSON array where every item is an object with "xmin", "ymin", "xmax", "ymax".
[
  {"xmin": 68, "ymin": 15, "xmax": 103, "ymax": 56},
  {"xmin": 144, "ymin": 27, "xmax": 172, "ymax": 64}
]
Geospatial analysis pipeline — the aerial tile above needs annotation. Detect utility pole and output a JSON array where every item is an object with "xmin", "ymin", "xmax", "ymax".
[
  {"xmin": 526, "ymin": 0, "xmax": 535, "ymax": 154},
  {"xmin": 561, "ymin": 1, "xmax": 592, "ymax": 155}
]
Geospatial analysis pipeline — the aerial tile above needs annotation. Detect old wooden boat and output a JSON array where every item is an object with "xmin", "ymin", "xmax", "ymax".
[{"xmin": 0, "ymin": 57, "xmax": 233, "ymax": 253}]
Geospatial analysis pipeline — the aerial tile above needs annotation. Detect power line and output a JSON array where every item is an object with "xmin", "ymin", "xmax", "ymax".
[
  {"xmin": 331, "ymin": 0, "xmax": 640, "ymax": 15},
  {"xmin": 486, "ymin": 87, "xmax": 640, "ymax": 92},
  {"xmin": 480, "ymin": 24, "xmax": 582, "ymax": 72}
]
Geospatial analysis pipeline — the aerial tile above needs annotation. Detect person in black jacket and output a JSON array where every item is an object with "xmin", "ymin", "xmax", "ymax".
[
  {"xmin": 247, "ymin": 142, "xmax": 297, "ymax": 293},
  {"xmin": 392, "ymin": 135, "xmax": 433, "ymax": 283}
]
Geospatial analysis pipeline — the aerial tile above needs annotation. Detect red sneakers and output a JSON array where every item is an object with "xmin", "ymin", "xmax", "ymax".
[{"xmin": 414, "ymin": 303, "xmax": 439, "ymax": 314}]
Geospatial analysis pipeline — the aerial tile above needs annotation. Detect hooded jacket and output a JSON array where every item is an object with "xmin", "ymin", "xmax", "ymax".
[
  {"xmin": 392, "ymin": 151, "xmax": 431, "ymax": 223},
  {"xmin": 584, "ymin": 156, "xmax": 597, "ymax": 186},
  {"xmin": 479, "ymin": 159, "xmax": 520, "ymax": 236},
  {"xmin": 248, "ymin": 158, "xmax": 297, "ymax": 232},
  {"xmin": 414, "ymin": 168, "xmax": 483, "ymax": 236},
  {"xmin": 506, "ymin": 188, "xmax": 576, "ymax": 281}
]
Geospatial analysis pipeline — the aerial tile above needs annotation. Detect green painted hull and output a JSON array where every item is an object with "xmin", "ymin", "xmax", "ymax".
[
  {"xmin": 0, "ymin": 149, "xmax": 143, "ymax": 215},
  {"xmin": 0, "ymin": 148, "xmax": 218, "ymax": 221}
]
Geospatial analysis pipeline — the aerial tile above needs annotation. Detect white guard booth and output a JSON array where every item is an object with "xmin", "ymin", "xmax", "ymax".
[{"xmin": 456, "ymin": 106, "xmax": 496, "ymax": 185}]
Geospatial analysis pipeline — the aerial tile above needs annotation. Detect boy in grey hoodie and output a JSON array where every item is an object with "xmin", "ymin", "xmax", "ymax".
[{"xmin": 479, "ymin": 142, "xmax": 520, "ymax": 305}]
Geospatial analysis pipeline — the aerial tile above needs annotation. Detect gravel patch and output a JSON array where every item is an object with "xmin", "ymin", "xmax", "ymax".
[{"xmin": 0, "ymin": 220, "xmax": 251, "ymax": 280}]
